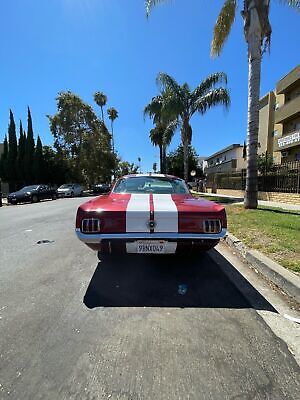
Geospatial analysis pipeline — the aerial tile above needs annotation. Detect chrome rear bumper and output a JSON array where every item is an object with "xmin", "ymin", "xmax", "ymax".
[{"xmin": 75, "ymin": 228, "xmax": 227, "ymax": 243}]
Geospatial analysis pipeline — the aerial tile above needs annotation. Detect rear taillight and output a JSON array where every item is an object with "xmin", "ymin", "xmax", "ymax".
[
  {"xmin": 81, "ymin": 218, "xmax": 101, "ymax": 233},
  {"xmin": 203, "ymin": 219, "xmax": 222, "ymax": 233}
]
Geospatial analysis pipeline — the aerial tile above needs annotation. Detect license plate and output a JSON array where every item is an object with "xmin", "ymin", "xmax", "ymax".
[{"xmin": 136, "ymin": 240, "xmax": 166, "ymax": 254}]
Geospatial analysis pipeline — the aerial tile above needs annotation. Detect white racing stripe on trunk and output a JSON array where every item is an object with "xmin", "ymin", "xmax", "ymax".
[
  {"xmin": 126, "ymin": 194, "xmax": 150, "ymax": 232},
  {"xmin": 153, "ymin": 194, "xmax": 178, "ymax": 232}
]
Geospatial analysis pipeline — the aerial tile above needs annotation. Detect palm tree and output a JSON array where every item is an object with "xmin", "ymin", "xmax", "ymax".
[
  {"xmin": 149, "ymin": 122, "xmax": 177, "ymax": 173},
  {"xmin": 94, "ymin": 92, "xmax": 107, "ymax": 122},
  {"xmin": 144, "ymin": 93, "xmax": 178, "ymax": 173},
  {"xmin": 146, "ymin": 1, "xmax": 300, "ymax": 208},
  {"xmin": 155, "ymin": 72, "xmax": 230, "ymax": 181},
  {"xmin": 137, "ymin": 157, "xmax": 142, "ymax": 173},
  {"xmin": 107, "ymin": 107, "xmax": 119, "ymax": 153}
]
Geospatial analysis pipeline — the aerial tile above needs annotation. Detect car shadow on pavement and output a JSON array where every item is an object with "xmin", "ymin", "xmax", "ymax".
[{"xmin": 83, "ymin": 250, "xmax": 277, "ymax": 312}]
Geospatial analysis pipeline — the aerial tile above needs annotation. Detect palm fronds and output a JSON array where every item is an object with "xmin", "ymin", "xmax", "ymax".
[
  {"xmin": 145, "ymin": 0, "xmax": 169, "ymax": 17},
  {"xmin": 94, "ymin": 92, "xmax": 107, "ymax": 107},
  {"xmin": 195, "ymin": 88, "xmax": 231, "ymax": 115},
  {"xmin": 156, "ymin": 73, "xmax": 182, "ymax": 96},
  {"xmin": 211, "ymin": 0, "xmax": 237, "ymax": 57},
  {"xmin": 144, "ymin": 95, "xmax": 163, "ymax": 124},
  {"xmin": 279, "ymin": 0, "xmax": 300, "ymax": 10},
  {"xmin": 191, "ymin": 72, "xmax": 228, "ymax": 105},
  {"xmin": 107, "ymin": 107, "xmax": 118, "ymax": 121}
]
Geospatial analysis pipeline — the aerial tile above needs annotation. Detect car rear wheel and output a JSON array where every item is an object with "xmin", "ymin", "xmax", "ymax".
[
  {"xmin": 32, "ymin": 195, "xmax": 38, "ymax": 203},
  {"xmin": 97, "ymin": 241, "xmax": 111, "ymax": 260}
]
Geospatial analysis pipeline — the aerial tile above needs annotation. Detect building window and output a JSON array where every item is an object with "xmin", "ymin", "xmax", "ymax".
[
  {"xmin": 295, "ymin": 153, "xmax": 300, "ymax": 161},
  {"xmin": 272, "ymin": 130, "xmax": 278, "ymax": 137}
]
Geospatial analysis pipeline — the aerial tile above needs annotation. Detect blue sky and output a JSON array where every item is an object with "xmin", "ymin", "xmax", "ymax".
[{"xmin": 0, "ymin": 0, "xmax": 299, "ymax": 172}]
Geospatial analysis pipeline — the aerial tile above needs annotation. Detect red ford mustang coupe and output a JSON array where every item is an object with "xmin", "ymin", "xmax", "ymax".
[{"xmin": 75, "ymin": 174, "xmax": 227, "ymax": 257}]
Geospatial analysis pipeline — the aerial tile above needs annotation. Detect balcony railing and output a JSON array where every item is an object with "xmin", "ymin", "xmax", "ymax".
[
  {"xmin": 275, "ymin": 95, "xmax": 300, "ymax": 124},
  {"xmin": 274, "ymin": 130, "xmax": 300, "ymax": 151}
]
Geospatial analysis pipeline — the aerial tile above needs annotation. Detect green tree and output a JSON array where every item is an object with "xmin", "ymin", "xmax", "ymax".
[
  {"xmin": 94, "ymin": 91, "xmax": 107, "ymax": 122},
  {"xmin": 33, "ymin": 136, "xmax": 44, "ymax": 183},
  {"xmin": 154, "ymin": 72, "xmax": 230, "ymax": 181},
  {"xmin": 116, "ymin": 160, "xmax": 139, "ymax": 177},
  {"xmin": 0, "ymin": 136, "xmax": 9, "ymax": 182},
  {"xmin": 153, "ymin": 162, "xmax": 157, "ymax": 173},
  {"xmin": 146, "ymin": 0, "xmax": 300, "ymax": 207},
  {"xmin": 25, "ymin": 107, "xmax": 35, "ymax": 183},
  {"xmin": 42, "ymin": 146, "xmax": 69, "ymax": 185},
  {"xmin": 144, "ymin": 92, "xmax": 178, "ymax": 173},
  {"xmin": 107, "ymin": 107, "xmax": 119, "ymax": 153},
  {"xmin": 166, "ymin": 145, "xmax": 201, "ymax": 179},
  {"xmin": 48, "ymin": 91, "xmax": 114, "ymax": 184},
  {"xmin": 7, "ymin": 110, "xmax": 18, "ymax": 190},
  {"xmin": 17, "ymin": 121, "xmax": 26, "ymax": 185},
  {"xmin": 257, "ymin": 152, "xmax": 274, "ymax": 174}
]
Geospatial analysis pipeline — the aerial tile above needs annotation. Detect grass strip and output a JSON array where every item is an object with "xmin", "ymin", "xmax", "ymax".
[{"xmin": 225, "ymin": 205, "xmax": 300, "ymax": 273}]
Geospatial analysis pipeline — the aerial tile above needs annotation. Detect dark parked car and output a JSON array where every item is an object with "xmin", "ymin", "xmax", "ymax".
[
  {"xmin": 92, "ymin": 183, "xmax": 111, "ymax": 194},
  {"xmin": 7, "ymin": 185, "xmax": 58, "ymax": 205}
]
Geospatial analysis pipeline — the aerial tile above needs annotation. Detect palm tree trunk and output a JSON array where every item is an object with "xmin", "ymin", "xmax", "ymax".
[
  {"xmin": 183, "ymin": 138, "xmax": 189, "ymax": 182},
  {"xmin": 244, "ymin": 5, "xmax": 262, "ymax": 209},
  {"xmin": 111, "ymin": 121, "xmax": 115, "ymax": 153},
  {"xmin": 181, "ymin": 124, "xmax": 189, "ymax": 182},
  {"xmin": 159, "ymin": 144, "xmax": 164, "ymax": 173},
  {"xmin": 162, "ymin": 146, "xmax": 167, "ymax": 174},
  {"xmin": 101, "ymin": 106, "xmax": 104, "ymax": 122}
]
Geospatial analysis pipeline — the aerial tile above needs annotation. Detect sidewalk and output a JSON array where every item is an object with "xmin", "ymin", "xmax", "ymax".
[{"xmin": 194, "ymin": 191, "xmax": 300, "ymax": 212}]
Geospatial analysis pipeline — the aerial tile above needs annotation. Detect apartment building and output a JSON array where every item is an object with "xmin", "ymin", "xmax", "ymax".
[
  {"xmin": 205, "ymin": 144, "xmax": 246, "ymax": 174},
  {"xmin": 258, "ymin": 64, "xmax": 300, "ymax": 163}
]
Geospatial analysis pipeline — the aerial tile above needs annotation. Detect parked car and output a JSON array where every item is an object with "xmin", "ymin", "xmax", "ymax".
[
  {"xmin": 92, "ymin": 183, "xmax": 111, "ymax": 194},
  {"xmin": 7, "ymin": 185, "xmax": 57, "ymax": 205},
  {"xmin": 57, "ymin": 183, "xmax": 83, "ymax": 198},
  {"xmin": 75, "ymin": 174, "xmax": 227, "ymax": 258}
]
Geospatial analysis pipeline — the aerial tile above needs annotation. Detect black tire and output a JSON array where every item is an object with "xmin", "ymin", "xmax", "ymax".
[
  {"xmin": 97, "ymin": 241, "xmax": 111, "ymax": 260},
  {"xmin": 71, "ymin": 191, "xmax": 74, "ymax": 198},
  {"xmin": 32, "ymin": 195, "xmax": 38, "ymax": 203}
]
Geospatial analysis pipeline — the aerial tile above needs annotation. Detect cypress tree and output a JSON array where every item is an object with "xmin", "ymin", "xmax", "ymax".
[
  {"xmin": 25, "ymin": 106, "xmax": 35, "ymax": 183},
  {"xmin": 33, "ymin": 135, "xmax": 44, "ymax": 183},
  {"xmin": 17, "ymin": 121, "xmax": 26, "ymax": 185},
  {"xmin": 0, "ymin": 135, "xmax": 9, "ymax": 182},
  {"xmin": 7, "ymin": 110, "xmax": 18, "ymax": 190}
]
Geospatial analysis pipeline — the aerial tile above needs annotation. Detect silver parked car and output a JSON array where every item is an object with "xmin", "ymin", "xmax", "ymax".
[{"xmin": 57, "ymin": 183, "xmax": 83, "ymax": 198}]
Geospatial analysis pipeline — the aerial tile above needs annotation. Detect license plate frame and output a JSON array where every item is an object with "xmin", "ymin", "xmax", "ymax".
[{"xmin": 136, "ymin": 240, "xmax": 166, "ymax": 254}]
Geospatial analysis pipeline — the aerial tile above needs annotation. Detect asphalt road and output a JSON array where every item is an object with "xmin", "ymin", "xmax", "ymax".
[{"xmin": 0, "ymin": 198, "xmax": 299, "ymax": 400}]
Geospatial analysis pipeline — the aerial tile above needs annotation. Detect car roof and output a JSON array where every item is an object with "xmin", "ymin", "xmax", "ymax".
[{"xmin": 121, "ymin": 173, "xmax": 183, "ymax": 181}]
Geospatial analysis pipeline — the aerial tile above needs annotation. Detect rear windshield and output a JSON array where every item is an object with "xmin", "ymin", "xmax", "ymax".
[
  {"xmin": 60, "ymin": 184, "xmax": 73, "ymax": 188},
  {"xmin": 20, "ymin": 185, "xmax": 39, "ymax": 192},
  {"xmin": 113, "ymin": 176, "xmax": 189, "ymax": 194}
]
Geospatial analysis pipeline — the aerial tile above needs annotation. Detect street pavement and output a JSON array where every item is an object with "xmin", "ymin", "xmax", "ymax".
[{"xmin": 0, "ymin": 198, "xmax": 299, "ymax": 400}]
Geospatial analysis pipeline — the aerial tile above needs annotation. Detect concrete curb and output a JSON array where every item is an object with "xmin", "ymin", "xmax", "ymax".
[{"xmin": 223, "ymin": 233, "xmax": 300, "ymax": 303}]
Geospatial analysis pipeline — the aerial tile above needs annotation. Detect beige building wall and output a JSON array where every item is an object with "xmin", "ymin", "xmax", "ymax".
[
  {"xmin": 258, "ymin": 65, "xmax": 300, "ymax": 163},
  {"xmin": 258, "ymin": 92, "xmax": 276, "ymax": 155}
]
